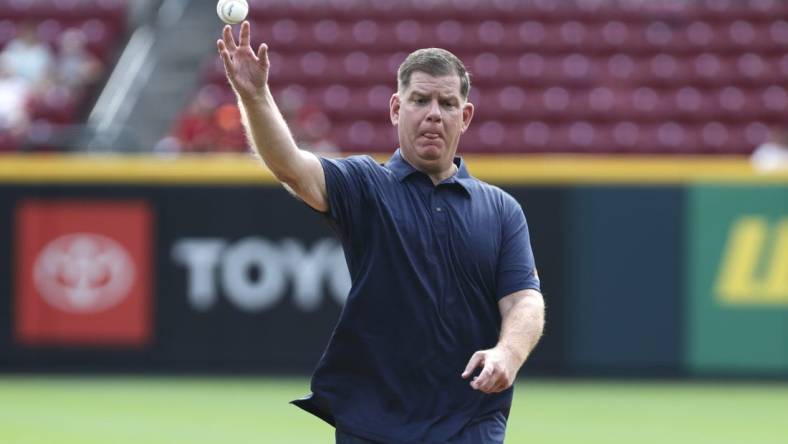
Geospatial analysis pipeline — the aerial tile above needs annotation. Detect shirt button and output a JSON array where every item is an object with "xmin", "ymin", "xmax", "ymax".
[{"xmin": 436, "ymin": 207, "xmax": 443, "ymax": 212}]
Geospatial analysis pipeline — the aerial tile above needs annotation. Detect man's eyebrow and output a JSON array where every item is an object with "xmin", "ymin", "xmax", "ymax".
[{"xmin": 409, "ymin": 90, "xmax": 459, "ymax": 99}]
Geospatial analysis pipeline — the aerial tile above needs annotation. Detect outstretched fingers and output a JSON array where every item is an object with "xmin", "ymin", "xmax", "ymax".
[
  {"xmin": 240, "ymin": 21, "xmax": 251, "ymax": 48},
  {"xmin": 257, "ymin": 43, "xmax": 269, "ymax": 69},
  {"xmin": 222, "ymin": 25, "xmax": 237, "ymax": 52},
  {"xmin": 217, "ymin": 40, "xmax": 234, "ymax": 76}
]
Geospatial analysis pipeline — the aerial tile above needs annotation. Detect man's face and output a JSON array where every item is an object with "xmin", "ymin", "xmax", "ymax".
[{"xmin": 390, "ymin": 72, "xmax": 474, "ymax": 174}]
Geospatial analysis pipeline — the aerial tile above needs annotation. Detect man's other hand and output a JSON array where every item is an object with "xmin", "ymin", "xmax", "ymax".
[{"xmin": 461, "ymin": 347, "xmax": 518, "ymax": 394}]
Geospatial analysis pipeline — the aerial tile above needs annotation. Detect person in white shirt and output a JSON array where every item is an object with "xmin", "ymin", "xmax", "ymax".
[
  {"xmin": 751, "ymin": 127, "xmax": 788, "ymax": 173},
  {"xmin": 0, "ymin": 23, "xmax": 54, "ymax": 87},
  {"xmin": 0, "ymin": 66, "xmax": 30, "ymax": 134}
]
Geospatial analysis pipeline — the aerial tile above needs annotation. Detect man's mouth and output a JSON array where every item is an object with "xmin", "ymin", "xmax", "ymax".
[{"xmin": 421, "ymin": 132, "xmax": 442, "ymax": 140}]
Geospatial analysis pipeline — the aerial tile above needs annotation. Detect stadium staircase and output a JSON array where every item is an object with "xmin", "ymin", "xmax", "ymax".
[{"xmin": 88, "ymin": 0, "xmax": 224, "ymax": 152}]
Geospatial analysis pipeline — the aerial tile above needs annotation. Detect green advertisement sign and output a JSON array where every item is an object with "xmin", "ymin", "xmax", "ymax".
[{"xmin": 686, "ymin": 185, "xmax": 788, "ymax": 375}]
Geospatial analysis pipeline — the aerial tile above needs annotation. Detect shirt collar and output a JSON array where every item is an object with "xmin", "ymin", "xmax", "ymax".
[{"xmin": 386, "ymin": 149, "xmax": 473, "ymax": 196}]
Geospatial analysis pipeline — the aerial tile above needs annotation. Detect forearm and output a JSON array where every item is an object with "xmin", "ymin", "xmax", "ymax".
[
  {"xmin": 218, "ymin": 23, "xmax": 328, "ymax": 211},
  {"xmin": 238, "ymin": 88, "xmax": 303, "ymax": 184},
  {"xmin": 497, "ymin": 290, "xmax": 545, "ymax": 370}
]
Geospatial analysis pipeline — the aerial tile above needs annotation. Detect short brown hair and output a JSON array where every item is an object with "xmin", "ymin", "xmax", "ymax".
[{"xmin": 397, "ymin": 48, "xmax": 471, "ymax": 99}]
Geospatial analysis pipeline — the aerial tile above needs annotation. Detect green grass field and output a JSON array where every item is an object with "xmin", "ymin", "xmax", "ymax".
[{"xmin": 1, "ymin": 377, "xmax": 786, "ymax": 444}]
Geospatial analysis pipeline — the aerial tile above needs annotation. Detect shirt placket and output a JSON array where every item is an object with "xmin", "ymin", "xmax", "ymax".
[
  {"xmin": 431, "ymin": 186, "xmax": 450, "ymax": 312},
  {"xmin": 431, "ymin": 188, "xmax": 449, "ymax": 232}
]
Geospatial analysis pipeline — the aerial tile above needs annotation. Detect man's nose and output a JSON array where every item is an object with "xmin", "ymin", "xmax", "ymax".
[{"xmin": 426, "ymin": 99, "xmax": 441, "ymax": 122}]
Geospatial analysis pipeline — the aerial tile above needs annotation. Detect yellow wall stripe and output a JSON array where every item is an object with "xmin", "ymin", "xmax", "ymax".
[{"xmin": 0, "ymin": 153, "xmax": 786, "ymax": 185}]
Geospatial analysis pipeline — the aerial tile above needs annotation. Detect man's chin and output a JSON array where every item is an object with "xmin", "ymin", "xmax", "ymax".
[{"xmin": 416, "ymin": 144, "xmax": 444, "ymax": 160}]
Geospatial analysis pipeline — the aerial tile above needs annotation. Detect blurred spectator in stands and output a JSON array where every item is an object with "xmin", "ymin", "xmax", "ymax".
[
  {"xmin": 751, "ymin": 127, "xmax": 788, "ymax": 173},
  {"xmin": 155, "ymin": 88, "xmax": 220, "ymax": 154},
  {"xmin": 213, "ymin": 102, "xmax": 247, "ymax": 152},
  {"xmin": 159, "ymin": 90, "xmax": 338, "ymax": 155},
  {"xmin": 55, "ymin": 28, "xmax": 103, "ymax": 95},
  {"xmin": 275, "ymin": 89, "xmax": 337, "ymax": 154},
  {"xmin": 293, "ymin": 105, "xmax": 338, "ymax": 154},
  {"xmin": 0, "ymin": 23, "xmax": 54, "ymax": 88},
  {"xmin": 0, "ymin": 65, "xmax": 31, "ymax": 138}
]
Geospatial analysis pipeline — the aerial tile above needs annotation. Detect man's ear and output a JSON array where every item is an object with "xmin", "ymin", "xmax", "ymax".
[
  {"xmin": 390, "ymin": 93, "xmax": 400, "ymax": 126},
  {"xmin": 461, "ymin": 101, "xmax": 474, "ymax": 133}
]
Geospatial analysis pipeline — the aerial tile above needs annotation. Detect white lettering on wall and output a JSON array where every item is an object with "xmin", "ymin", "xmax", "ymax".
[{"xmin": 172, "ymin": 237, "xmax": 350, "ymax": 312}]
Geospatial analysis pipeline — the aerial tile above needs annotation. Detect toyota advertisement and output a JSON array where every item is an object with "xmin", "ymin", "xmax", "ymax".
[
  {"xmin": 0, "ymin": 186, "xmax": 354, "ymax": 373},
  {"xmin": 14, "ymin": 200, "xmax": 153, "ymax": 347}
]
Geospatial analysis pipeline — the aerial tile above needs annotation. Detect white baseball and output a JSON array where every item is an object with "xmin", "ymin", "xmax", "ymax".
[{"xmin": 217, "ymin": 0, "xmax": 248, "ymax": 25}]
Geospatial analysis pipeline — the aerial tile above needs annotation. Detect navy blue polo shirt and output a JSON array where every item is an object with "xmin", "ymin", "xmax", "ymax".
[{"xmin": 292, "ymin": 149, "xmax": 540, "ymax": 443}]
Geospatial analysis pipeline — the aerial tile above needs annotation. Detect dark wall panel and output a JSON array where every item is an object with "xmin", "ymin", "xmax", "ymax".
[
  {"xmin": 566, "ymin": 186, "xmax": 684, "ymax": 375},
  {"xmin": 504, "ymin": 187, "xmax": 570, "ymax": 376}
]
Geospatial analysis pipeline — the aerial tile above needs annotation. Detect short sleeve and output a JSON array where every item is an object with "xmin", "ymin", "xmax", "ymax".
[
  {"xmin": 319, "ymin": 155, "xmax": 374, "ymax": 234},
  {"xmin": 496, "ymin": 194, "xmax": 540, "ymax": 300}
]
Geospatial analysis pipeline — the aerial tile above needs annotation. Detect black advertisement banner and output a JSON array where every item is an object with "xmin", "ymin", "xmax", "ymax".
[{"xmin": 0, "ymin": 185, "xmax": 569, "ymax": 374}]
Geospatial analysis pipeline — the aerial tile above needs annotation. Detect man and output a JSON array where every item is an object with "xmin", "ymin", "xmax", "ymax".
[{"xmin": 217, "ymin": 22, "xmax": 545, "ymax": 444}]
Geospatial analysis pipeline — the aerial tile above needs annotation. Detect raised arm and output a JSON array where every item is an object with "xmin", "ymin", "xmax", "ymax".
[
  {"xmin": 461, "ymin": 289, "xmax": 545, "ymax": 393},
  {"xmin": 217, "ymin": 21, "xmax": 327, "ymax": 211}
]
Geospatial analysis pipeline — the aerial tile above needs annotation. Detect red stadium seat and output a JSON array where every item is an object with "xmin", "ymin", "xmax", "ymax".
[
  {"xmin": 672, "ymin": 87, "xmax": 715, "ymax": 120},
  {"xmin": 604, "ymin": 53, "xmax": 654, "ymax": 83},
  {"xmin": 771, "ymin": 20, "xmax": 788, "ymax": 47},
  {"xmin": 35, "ymin": 19, "xmax": 62, "ymax": 46},
  {"xmin": 334, "ymin": 120, "xmax": 397, "ymax": 152},
  {"xmin": 269, "ymin": 18, "xmax": 302, "ymax": 48},
  {"xmin": 648, "ymin": 53, "xmax": 694, "ymax": 87},
  {"xmin": 761, "ymin": 85, "xmax": 788, "ymax": 114},
  {"xmin": 684, "ymin": 20, "xmax": 719, "ymax": 51},
  {"xmin": 392, "ymin": 19, "xmax": 423, "ymax": 48},
  {"xmin": 611, "ymin": 121, "xmax": 648, "ymax": 153},
  {"xmin": 744, "ymin": 120, "xmax": 770, "ymax": 146},
  {"xmin": 521, "ymin": 121, "xmax": 554, "ymax": 152},
  {"xmin": 699, "ymin": 121, "xmax": 749, "ymax": 154}
]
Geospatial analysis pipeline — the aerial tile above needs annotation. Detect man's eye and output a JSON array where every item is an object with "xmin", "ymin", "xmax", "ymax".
[{"xmin": 415, "ymin": 98, "xmax": 428, "ymax": 104}]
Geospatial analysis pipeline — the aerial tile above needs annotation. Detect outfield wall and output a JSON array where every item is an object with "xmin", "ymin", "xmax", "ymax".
[{"xmin": 0, "ymin": 154, "xmax": 786, "ymax": 377}]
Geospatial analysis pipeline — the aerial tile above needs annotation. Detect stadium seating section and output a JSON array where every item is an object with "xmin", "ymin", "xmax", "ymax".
[
  {"xmin": 0, "ymin": 0, "xmax": 126, "ymax": 152},
  {"xmin": 190, "ymin": 0, "xmax": 788, "ymax": 155}
]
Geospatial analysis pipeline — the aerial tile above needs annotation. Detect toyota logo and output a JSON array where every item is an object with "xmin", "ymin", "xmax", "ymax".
[{"xmin": 33, "ymin": 233, "xmax": 135, "ymax": 314}]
